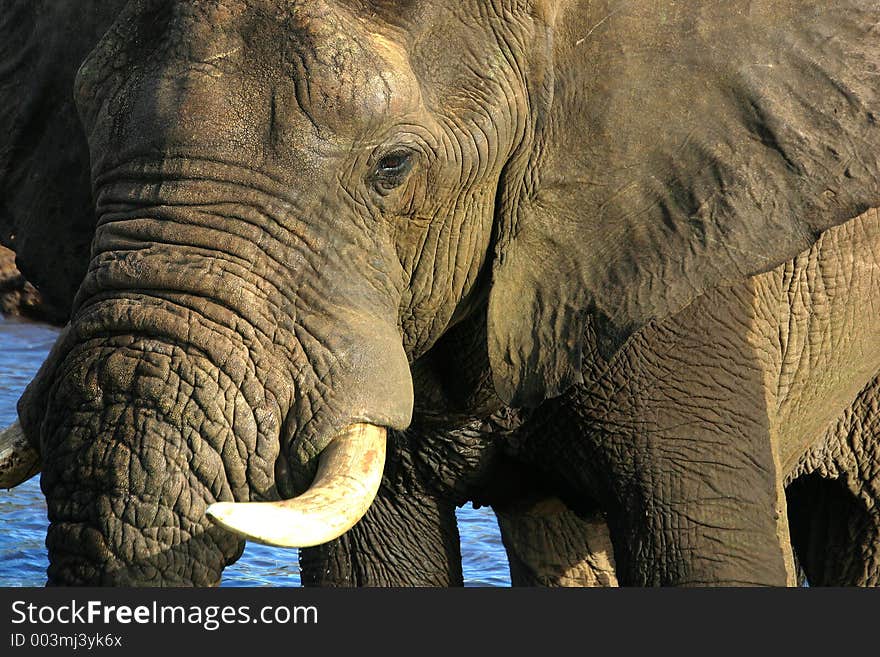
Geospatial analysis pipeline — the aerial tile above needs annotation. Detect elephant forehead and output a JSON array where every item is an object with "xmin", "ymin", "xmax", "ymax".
[
  {"xmin": 283, "ymin": 1, "xmax": 422, "ymax": 134},
  {"xmin": 161, "ymin": 0, "xmax": 421, "ymax": 134}
]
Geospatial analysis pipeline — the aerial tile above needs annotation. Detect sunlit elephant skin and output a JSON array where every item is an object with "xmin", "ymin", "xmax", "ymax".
[{"xmin": 3, "ymin": 1, "xmax": 880, "ymax": 586}]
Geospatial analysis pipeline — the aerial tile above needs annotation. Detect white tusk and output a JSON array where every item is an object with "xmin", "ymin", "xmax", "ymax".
[
  {"xmin": 0, "ymin": 420, "xmax": 41, "ymax": 489},
  {"xmin": 206, "ymin": 423, "xmax": 386, "ymax": 548}
]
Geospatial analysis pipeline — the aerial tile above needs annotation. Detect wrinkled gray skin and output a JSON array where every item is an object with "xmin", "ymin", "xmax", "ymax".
[{"xmin": 3, "ymin": 0, "xmax": 880, "ymax": 586}]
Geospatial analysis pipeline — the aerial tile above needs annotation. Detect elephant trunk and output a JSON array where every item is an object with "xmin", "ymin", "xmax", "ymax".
[
  {"xmin": 14, "ymin": 185, "xmax": 412, "ymax": 584},
  {"xmin": 36, "ymin": 327, "xmax": 266, "ymax": 585}
]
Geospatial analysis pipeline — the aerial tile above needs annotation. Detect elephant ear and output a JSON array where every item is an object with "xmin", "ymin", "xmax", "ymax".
[{"xmin": 488, "ymin": 0, "xmax": 880, "ymax": 407}]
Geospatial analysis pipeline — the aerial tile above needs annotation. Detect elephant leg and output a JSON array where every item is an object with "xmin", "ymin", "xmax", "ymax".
[
  {"xmin": 495, "ymin": 497, "xmax": 617, "ymax": 586},
  {"xmin": 595, "ymin": 429, "xmax": 794, "ymax": 588},
  {"xmin": 786, "ymin": 373, "xmax": 880, "ymax": 586},
  {"xmin": 299, "ymin": 484, "xmax": 462, "ymax": 586}
]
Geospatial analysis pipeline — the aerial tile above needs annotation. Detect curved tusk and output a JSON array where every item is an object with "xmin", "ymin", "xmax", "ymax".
[
  {"xmin": 0, "ymin": 420, "xmax": 41, "ymax": 489},
  {"xmin": 206, "ymin": 423, "xmax": 386, "ymax": 548}
]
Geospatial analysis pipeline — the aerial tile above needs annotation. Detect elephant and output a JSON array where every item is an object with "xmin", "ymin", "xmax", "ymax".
[{"xmin": 2, "ymin": 0, "xmax": 880, "ymax": 587}]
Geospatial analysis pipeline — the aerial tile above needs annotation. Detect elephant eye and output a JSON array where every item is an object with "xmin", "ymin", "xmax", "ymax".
[{"xmin": 371, "ymin": 149, "xmax": 415, "ymax": 191}]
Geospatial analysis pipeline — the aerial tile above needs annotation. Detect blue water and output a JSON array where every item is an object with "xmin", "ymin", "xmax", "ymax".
[{"xmin": 0, "ymin": 316, "xmax": 510, "ymax": 586}]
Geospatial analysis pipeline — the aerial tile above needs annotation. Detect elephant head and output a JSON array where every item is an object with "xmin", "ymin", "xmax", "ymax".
[{"xmin": 2, "ymin": 0, "xmax": 880, "ymax": 585}]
